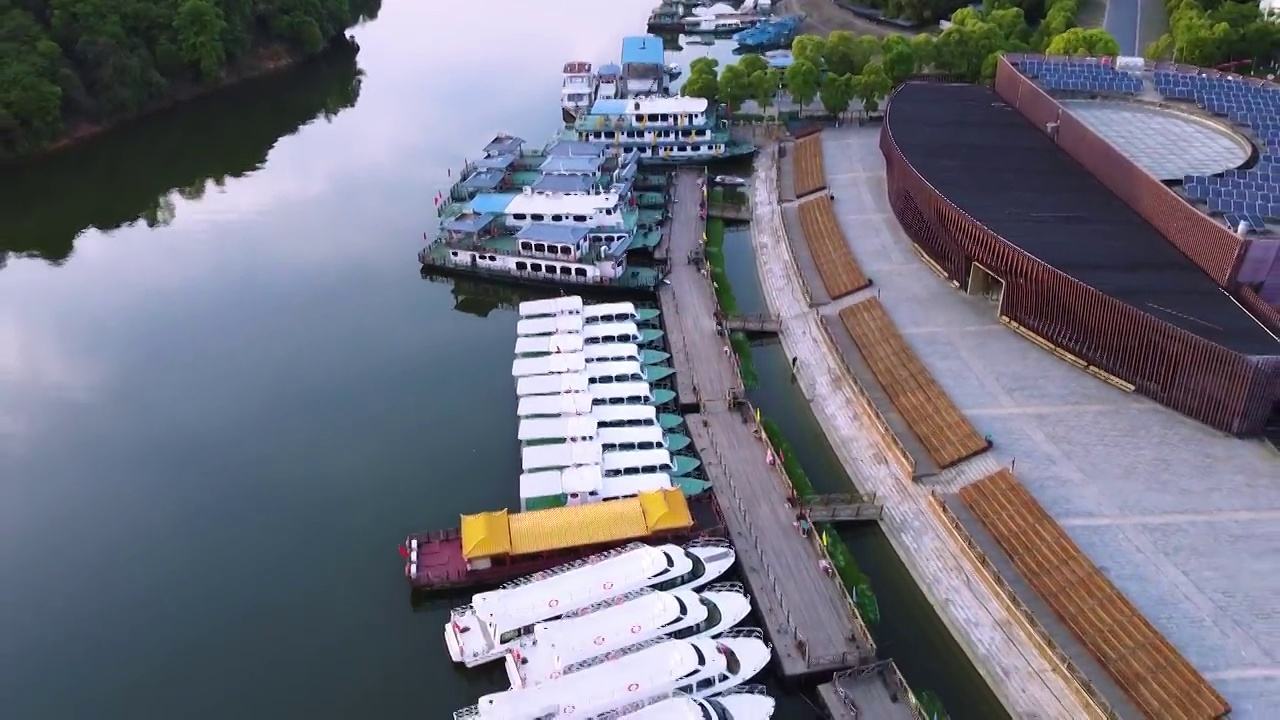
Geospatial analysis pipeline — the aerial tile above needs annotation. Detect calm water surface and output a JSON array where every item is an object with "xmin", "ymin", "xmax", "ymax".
[{"xmin": 1, "ymin": 3, "xmax": 991, "ymax": 717}]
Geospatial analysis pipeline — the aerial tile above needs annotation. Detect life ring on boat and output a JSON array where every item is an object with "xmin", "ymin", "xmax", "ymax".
[
  {"xmin": 593, "ymin": 635, "xmax": 605, "ymax": 646},
  {"xmin": 627, "ymin": 683, "xmax": 640, "ymax": 692},
  {"xmin": 548, "ymin": 599, "xmax": 560, "ymax": 608},
  {"xmin": 602, "ymin": 581, "xmax": 614, "ymax": 590},
  {"xmin": 630, "ymin": 624, "xmax": 642, "ymax": 634}
]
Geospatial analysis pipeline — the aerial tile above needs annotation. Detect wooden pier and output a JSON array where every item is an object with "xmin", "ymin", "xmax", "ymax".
[
  {"xmin": 723, "ymin": 313, "xmax": 781, "ymax": 334},
  {"xmin": 818, "ymin": 661, "xmax": 925, "ymax": 720},
  {"xmin": 657, "ymin": 168, "xmax": 877, "ymax": 696},
  {"xmin": 801, "ymin": 493, "xmax": 884, "ymax": 524}
]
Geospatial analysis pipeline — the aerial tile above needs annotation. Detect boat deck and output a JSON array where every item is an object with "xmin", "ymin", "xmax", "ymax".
[{"xmin": 658, "ymin": 168, "xmax": 876, "ymax": 682}]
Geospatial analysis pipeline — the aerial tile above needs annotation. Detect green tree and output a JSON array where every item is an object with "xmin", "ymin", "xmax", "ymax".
[
  {"xmin": 791, "ymin": 34, "xmax": 826, "ymax": 68},
  {"xmin": 737, "ymin": 53, "xmax": 768, "ymax": 77},
  {"xmin": 717, "ymin": 63, "xmax": 753, "ymax": 114},
  {"xmin": 1045, "ymin": 27, "xmax": 1121, "ymax": 56},
  {"xmin": 823, "ymin": 31, "xmax": 858, "ymax": 74},
  {"xmin": 819, "ymin": 72, "xmax": 852, "ymax": 120},
  {"xmin": 910, "ymin": 34, "xmax": 937, "ymax": 72},
  {"xmin": 936, "ymin": 21, "xmax": 1007, "ymax": 81},
  {"xmin": 689, "ymin": 56, "xmax": 720, "ymax": 76},
  {"xmin": 783, "ymin": 59, "xmax": 821, "ymax": 109},
  {"xmin": 750, "ymin": 68, "xmax": 781, "ymax": 115},
  {"xmin": 882, "ymin": 37, "xmax": 916, "ymax": 86},
  {"xmin": 682, "ymin": 67, "xmax": 719, "ymax": 102},
  {"xmin": 852, "ymin": 61, "xmax": 892, "ymax": 113},
  {"xmin": 176, "ymin": 0, "xmax": 229, "ymax": 80}
]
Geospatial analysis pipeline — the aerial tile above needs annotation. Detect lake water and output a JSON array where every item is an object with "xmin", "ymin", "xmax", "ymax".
[{"xmin": 0, "ymin": 2, "xmax": 1001, "ymax": 717}]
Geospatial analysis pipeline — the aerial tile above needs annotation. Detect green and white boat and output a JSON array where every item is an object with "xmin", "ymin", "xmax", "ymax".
[
  {"xmin": 643, "ymin": 365, "xmax": 675, "ymax": 382},
  {"xmin": 518, "ymin": 297, "xmax": 661, "ymax": 326},
  {"xmin": 590, "ymin": 381, "xmax": 676, "ymax": 407},
  {"xmin": 519, "ymin": 465, "xmax": 676, "ymax": 511},
  {"xmin": 584, "ymin": 342, "xmax": 670, "ymax": 365},
  {"xmin": 590, "ymin": 404, "xmax": 683, "ymax": 430},
  {"xmin": 582, "ymin": 321, "xmax": 664, "ymax": 347},
  {"xmin": 672, "ymin": 454, "xmax": 702, "ymax": 476},
  {"xmin": 598, "ymin": 425, "xmax": 691, "ymax": 453},
  {"xmin": 515, "ymin": 332, "xmax": 584, "ymax": 358},
  {"xmin": 517, "ymin": 415, "xmax": 599, "ymax": 447},
  {"xmin": 602, "ymin": 448, "xmax": 699, "ymax": 478},
  {"xmin": 586, "ymin": 360, "xmax": 671, "ymax": 386},
  {"xmin": 676, "ymin": 476, "xmax": 711, "ymax": 495}
]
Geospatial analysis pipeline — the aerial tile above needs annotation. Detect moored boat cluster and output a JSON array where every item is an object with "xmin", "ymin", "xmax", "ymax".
[{"xmin": 423, "ymin": 295, "xmax": 776, "ymax": 718}]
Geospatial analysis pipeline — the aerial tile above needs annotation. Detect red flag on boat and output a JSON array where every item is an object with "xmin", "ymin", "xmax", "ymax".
[
  {"xmin": 434, "ymin": 196, "xmax": 439, "ymax": 206},
  {"xmin": 398, "ymin": 545, "xmax": 410, "ymax": 559}
]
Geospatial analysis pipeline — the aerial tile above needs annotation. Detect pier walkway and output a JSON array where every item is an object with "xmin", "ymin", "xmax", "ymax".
[
  {"xmin": 750, "ymin": 142, "xmax": 1105, "ymax": 719},
  {"xmin": 657, "ymin": 168, "xmax": 875, "ymax": 695},
  {"xmin": 801, "ymin": 493, "xmax": 884, "ymax": 525},
  {"xmin": 723, "ymin": 313, "xmax": 781, "ymax": 334}
]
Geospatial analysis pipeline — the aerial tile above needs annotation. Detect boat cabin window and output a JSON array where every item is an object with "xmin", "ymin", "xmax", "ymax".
[
  {"xmin": 573, "ymin": 215, "xmax": 587, "ymax": 222},
  {"xmin": 450, "ymin": 250, "xmax": 459, "ymax": 257},
  {"xmin": 498, "ymin": 625, "xmax": 534, "ymax": 645},
  {"xmin": 559, "ymin": 246, "xmax": 572, "ymax": 256},
  {"xmin": 660, "ymin": 596, "xmax": 691, "ymax": 629},
  {"xmin": 671, "ymin": 596, "xmax": 721, "ymax": 639},
  {"xmin": 544, "ymin": 264, "xmax": 557, "ymax": 274},
  {"xmin": 531, "ymin": 214, "xmax": 545, "ymax": 221},
  {"xmin": 652, "ymin": 550, "xmax": 706, "ymax": 591},
  {"xmin": 574, "ymin": 268, "xmax": 587, "ymax": 277},
  {"xmin": 512, "ymin": 213, "xmax": 527, "ymax": 220},
  {"xmin": 516, "ymin": 261, "xmax": 528, "ymax": 271},
  {"xmin": 530, "ymin": 263, "xmax": 543, "ymax": 272},
  {"xmin": 551, "ymin": 214, "xmax": 563, "ymax": 222},
  {"xmin": 560, "ymin": 266, "xmax": 571, "ymax": 276}
]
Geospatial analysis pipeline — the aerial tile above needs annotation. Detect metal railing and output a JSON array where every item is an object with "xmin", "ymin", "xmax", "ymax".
[
  {"xmin": 928, "ymin": 493, "xmax": 1119, "ymax": 720},
  {"xmin": 834, "ymin": 659, "xmax": 929, "ymax": 720}
]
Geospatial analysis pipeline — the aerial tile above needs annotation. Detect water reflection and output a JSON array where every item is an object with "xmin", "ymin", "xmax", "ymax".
[
  {"xmin": 0, "ymin": 45, "xmax": 365, "ymax": 268},
  {"xmin": 421, "ymin": 270, "xmax": 563, "ymax": 319}
]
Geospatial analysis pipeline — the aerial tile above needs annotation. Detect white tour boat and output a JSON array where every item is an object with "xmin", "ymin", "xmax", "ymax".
[
  {"xmin": 592, "ymin": 404, "xmax": 661, "ymax": 428},
  {"xmin": 519, "ymin": 296, "xmax": 586, "ymax": 319},
  {"xmin": 518, "ymin": 314, "xmax": 585, "ymax": 337},
  {"xmin": 518, "ymin": 296, "xmax": 657, "ymax": 326},
  {"xmin": 522, "ymin": 440, "xmax": 603, "ymax": 473},
  {"xmin": 561, "ymin": 61, "xmax": 598, "ymax": 123},
  {"xmin": 518, "ymin": 415, "xmax": 598, "ymax": 445},
  {"xmin": 517, "ymin": 392, "xmax": 594, "ymax": 419},
  {"xmin": 504, "ymin": 582, "xmax": 752, "ymax": 689},
  {"xmin": 516, "ymin": 372, "xmax": 589, "ymax": 398},
  {"xmin": 445, "ymin": 540, "xmax": 737, "ymax": 666},
  {"xmin": 512, "ymin": 352, "xmax": 588, "ymax": 378},
  {"xmin": 623, "ymin": 687, "xmax": 777, "ymax": 719},
  {"xmin": 518, "ymin": 466, "xmax": 672, "ymax": 510},
  {"xmin": 456, "ymin": 631, "xmax": 770, "ymax": 719},
  {"xmin": 515, "ymin": 332, "xmax": 584, "ymax": 358}
]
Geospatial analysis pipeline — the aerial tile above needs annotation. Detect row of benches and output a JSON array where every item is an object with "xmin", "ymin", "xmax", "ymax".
[
  {"xmin": 793, "ymin": 135, "xmax": 828, "ymax": 197},
  {"xmin": 797, "ymin": 195, "xmax": 871, "ymax": 299},
  {"xmin": 838, "ymin": 299, "xmax": 988, "ymax": 468},
  {"xmin": 959, "ymin": 471, "xmax": 1230, "ymax": 720}
]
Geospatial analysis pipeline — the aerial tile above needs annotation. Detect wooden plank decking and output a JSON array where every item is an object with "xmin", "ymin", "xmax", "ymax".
[
  {"xmin": 797, "ymin": 195, "xmax": 871, "ymax": 300},
  {"xmin": 659, "ymin": 167, "xmax": 874, "ymax": 681},
  {"xmin": 794, "ymin": 134, "xmax": 828, "ymax": 198},
  {"xmin": 959, "ymin": 471, "xmax": 1232, "ymax": 720}
]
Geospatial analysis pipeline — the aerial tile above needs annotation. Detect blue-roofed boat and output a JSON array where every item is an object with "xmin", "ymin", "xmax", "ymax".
[
  {"xmin": 572, "ymin": 96, "xmax": 755, "ymax": 164},
  {"xmin": 733, "ymin": 14, "xmax": 803, "ymax": 51},
  {"xmin": 620, "ymin": 35, "xmax": 669, "ymax": 97}
]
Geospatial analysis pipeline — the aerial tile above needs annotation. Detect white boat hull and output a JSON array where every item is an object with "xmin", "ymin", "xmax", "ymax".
[
  {"xmin": 714, "ymin": 692, "xmax": 778, "ymax": 719},
  {"xmin": 682, "ymin": 539, "xmax": 736, "ymax": 591}
]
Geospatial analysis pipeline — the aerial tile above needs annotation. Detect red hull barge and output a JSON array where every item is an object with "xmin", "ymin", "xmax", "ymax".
[{"xmin": 403, "ymin": 491, "xmax": 725, "ymax": 593}]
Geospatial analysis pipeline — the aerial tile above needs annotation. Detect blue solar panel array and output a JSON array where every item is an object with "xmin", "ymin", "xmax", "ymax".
[
  {"xmin": 1155, "ymin": 70, "xmax": 1280, "ymax": 232},
  {"xmin": 1015, "ymin": 59, "xmax": 1143, "ymax": 94}
]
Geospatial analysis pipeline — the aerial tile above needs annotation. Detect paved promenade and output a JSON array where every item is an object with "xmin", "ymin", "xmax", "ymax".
[{"xmin": 750, "ymin": 142, "xmax": 1102, "ymax": 719}]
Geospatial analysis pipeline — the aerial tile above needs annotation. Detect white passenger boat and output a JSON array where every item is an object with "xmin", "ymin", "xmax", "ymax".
[
  {"xmin": 519, "ymin": 466, "xmax": 672, "ymax": 510},
  {"xmin": 456, "ymin": 631, "xmax": 770, "ymax": 719},
  {"xmin": 518, "ymin": 392, "xmax": 594, "ymax": 418},
  {"xmin": 504, "ymin": 583, "xmax": 752, "ymax": 689},
  {"xmin": 590, "ymin": 381, "xmax": 676, "ymax": 406},
  {"xmin": 518, "ymin": 314, "xmax": 585, "ymax": 337},
  {"xmin": 520, "ymin": 296, "xmax": 586, "ymax": 319},
  {"xmin": 623, "ymin": 687, "xmax": 776, "ymax": 719},
  {"xmin": 516, "ymin": 372, "xmax": 589, "ymax": 398},
  {"xmin": 592, "ymin": 404, "xmax": 662, "ymax": 428},
  {"xmin": 446, "ymin": 540, "xmax": 737, "ymax": 666},
  {"xmin": 512, "ymin": 352, "xmax": 587, "ymax": 378},
  {"xmin": 522, "ymin": 440, "xmax": 603, "ymax": 473},
  {"xmin": 582, "ymin": 321, "xmax": 663, "ymax": 345},
  {"xmin": 518, "ymin": 415, "xmax": 598, "ymax": 445},
  {"xmin": 515, "ymin": 332, "xmax": 584, "ymax": 358},
  {"xmin": 583, "ymin": 342, "xmax": 669, "ymax": 366}
]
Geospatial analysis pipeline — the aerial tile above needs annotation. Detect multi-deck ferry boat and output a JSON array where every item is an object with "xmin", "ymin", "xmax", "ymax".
[
  {"xmin": 562, "ymin": 61, "xmax": 598, "ymax": 123},
  {"xmin": 455, "ymin": 631, "xmax": 770, "ymax": 719},
  {"xmin": 571, "ymin": 96, "xmax": 755, "ymax": 164},
  {"xmin": 445, "ymin": 540, "xmax": 736, "ymax": 666},
  {"xmin": 503, "ymin": 583, "xmax": 752, "ymax": 689},
  {"xmin": 626, "ymin": 687, "xmax": 778, "ymax": 720}
]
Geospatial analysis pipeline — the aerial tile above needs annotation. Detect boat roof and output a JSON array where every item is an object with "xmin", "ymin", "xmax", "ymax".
[
  {"xmin": 459, "ymin": 489, "xmax": 693, "ymax": 560},
  {"xmin": 598, "ymin": 63, "xmax": 621, "ymax": 77},
  {"xmin": 591, "ymin": 404, "xmax": 658, "ymax": 422},
  {"xmin": 546, "ymin": 140, "xmax": 609, "ymax": 157},
  {"xmin": 518, "ymin": 415, "xmax": 599, "ymax": 442},
  {"xmin": 598, "ymin": 425, "xmax": 664, "ymax": 444},
  {"xmin": 583, "ymin": 321, "xmax": 640, "ymax": 339},
  {"xmin": 518, "ymin": 314, "xmax": 585, "ymax": 337},
  {"xmin": 516, "ymin": 372, "xmax": 590, "ymax": 397},
  {"xmin": 585, "ymin": 360, "xmax": 644, "ymax": 378},
  {"xmin": 476, "ymin": 638, "xmax": 727, "ymax": 716},
  {"xmin": 621, "ymin": 35, "xmax": 665, "ymax": 67},
  {"xmin": 520, "ymin": 465, "xmax": 605, "ymax": 498},
  {"xmin": 515, "ymin": 223, "xmax": 589, "ymax": 245},
  {"xmin": 468, "ymin": 193, "xmax": 518, "ymax": 214},
  {"xmin": 517, "ymin": 393, "xmax": 594, "ymax": 418},
  {"xmin": 443, "ymin": 213, "xmax": 500, "ymax": 234},
  {"xmin": 603, "ymin": 448, "xmax": 673, "ymax": 471},
  {"xmin": 563, "ymin": 61, "xmax": 592, "ymax": 74},
  {"xmin": 515, "ymin": 333, "xmax": 584, "ymax": 355},
  {"xmin": 505, "ymin": 191, "xmax": 620, "ymax": 216},
  {"xmin": 533, "ymin": 589, "xmax": 697, "ymax": 651},
  {"xmin": 583, "ymin": 342, "xmax": 643, "ymax": 360},
  {"xmin": 539, "ymin": 156, "xmax": 605, "ymax": 175},
  {"xmin": 531, "ymin": 174, "xmax": 597, "ymax": 194},
  {"xmin": 470, "ymin": 543, "xmax": 669, "ymax": 627},
  {"xmin": 601, "ymin": 472, "xmax": 673, "ymax": 497},
  {"xmin": 589, "ymin": 381, "xmax": 654, "ymax": 400},
  {"xmin": 484, "ymin": 134, "xmax": 525, "ymax": 156},
  {"xmin": 461, "ymin": 169, "xmax": 506, "ymax": 191},
  {"xmin": 522, "ymin": 440, "xmax": 603, "ymax": 471},
  {"xmin": 583, "ymin": 301, "xmax": 638, "ymax": 318},
  {"xmin": 512, "ymin": 353, "xmax": 587, "ymax": 378},
  {"xmin": 590, "ymin": 96, "xmax": 708, "ymax": 116},
  {"xmin": 520, "ymin": 296, "xmax": 585, "ymax": 317}
]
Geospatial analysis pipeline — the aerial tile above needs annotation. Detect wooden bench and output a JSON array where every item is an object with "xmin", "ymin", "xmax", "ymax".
[
  {"xmin": 959, "ymin": 471, "xmax": 1231, "ymax": 720},
  {"xmin": 793, "ymin": 135, "xmax": 828, "ymax": 197},
  {"xmin": 838, "ymin": 299, "xmax": 986, "ymax": 467},
  {"xmin": 797, "ymin": 195, "xmax": 870, "ymax": 299}
]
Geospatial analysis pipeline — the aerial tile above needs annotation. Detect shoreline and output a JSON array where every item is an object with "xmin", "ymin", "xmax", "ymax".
[
  {"xmin": 4, "ymin": 39, "xmax": 359, "ymax": 167},
  {"xmin": 747, "ymin": 136, "xmax": 1104, "ymax": 718}
]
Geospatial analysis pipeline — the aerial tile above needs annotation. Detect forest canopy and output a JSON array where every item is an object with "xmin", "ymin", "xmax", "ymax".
[{"xmin": 0, "ymin": 0, "xmax": 381, "ymax": 159}]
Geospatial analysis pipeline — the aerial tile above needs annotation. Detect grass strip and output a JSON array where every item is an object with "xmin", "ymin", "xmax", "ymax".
[
  {"xmin": 704, "ymin": 216, "xmax": 758, "ymax": 388},
  {"xmin": 917, "ymin": 690, "xmax": 949, "ymax": 720}
]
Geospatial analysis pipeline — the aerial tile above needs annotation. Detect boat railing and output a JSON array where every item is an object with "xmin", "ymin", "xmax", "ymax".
[
  {"xmin": 597, "ymin": 692, "xmax": 675, "ymax": 719},
  {"xmin": 560, "ymin": 587, "xmax": 655, "ymax": 618},
  {"xmin": 719, "ymin": 627, "xmax": 765, "ymax": 642},
  {"xmin": 452, "ymin": 704, "xmax": 481, "ymax": 720},
  {"xmin": 702, "ymin": 581, "xmax": 746, "ymax": 597},
  {"xmin": 684, "ymin": 537, "xmax": 733, "ymax": 551},
  {"xmin": 720, "ymin": 683, "xmax": 769, "ymax": 696},
  {"xmin": 498, "ymin": 541, "xmax": 651, "ymax": 589},
  {"xmin": 560, "ymin": 636, "xmax": 671, "ymax": 675},
  {"xmin": 449, "ymin": 604, "xmax": 474, "ymax": 621}
]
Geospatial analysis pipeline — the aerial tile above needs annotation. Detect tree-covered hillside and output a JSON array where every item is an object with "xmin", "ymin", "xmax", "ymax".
[{"xmin": 0, "ymin": 0, "xmax": 381, "ymax": 160}]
